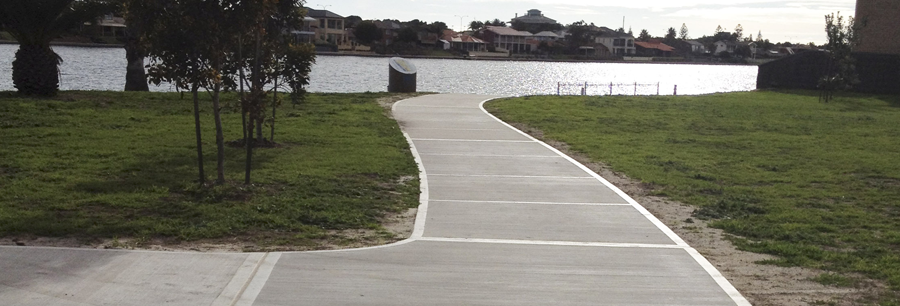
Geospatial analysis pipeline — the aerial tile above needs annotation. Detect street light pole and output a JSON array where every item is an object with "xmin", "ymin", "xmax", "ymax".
[{"xmin": 455, "ymin": 15, "xmax": 469, "ymax": 32}]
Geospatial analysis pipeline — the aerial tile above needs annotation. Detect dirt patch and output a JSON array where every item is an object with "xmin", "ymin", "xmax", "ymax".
[
  {"xmin": 0, "ymin": 206, "xmax": 419, "ymax": 253},
  {"xmin": 508, "ymin": 122, "xmax": 882, "ymax": 306},
  {"xmin": 377, "ymin": 93, "xmax": 425, "ymax": 118}
]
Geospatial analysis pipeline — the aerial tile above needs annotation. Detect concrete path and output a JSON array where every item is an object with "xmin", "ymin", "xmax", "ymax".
[{"xmin": 0, "ymin": 94, "xmax": 749, "ymax": 305}]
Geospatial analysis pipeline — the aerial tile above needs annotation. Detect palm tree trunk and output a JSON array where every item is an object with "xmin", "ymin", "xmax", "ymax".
[
  {"xmin": 124, "ymin": 43, "xmax": 149, "ymax": 91},
  {"xmin": 12, "ymin": 44, "xmax": 60, "ymax": 96}
]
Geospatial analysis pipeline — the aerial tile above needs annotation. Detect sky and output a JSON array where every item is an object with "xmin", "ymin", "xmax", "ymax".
[{"xmin": 306, "ymin": 0, "xmax": 858, "ymax": 45}]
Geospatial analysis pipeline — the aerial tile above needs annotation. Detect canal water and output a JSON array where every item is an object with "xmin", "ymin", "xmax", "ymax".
[{"xmin": 0, "ymin": 44, "xmax": 757, "ymax": 95}]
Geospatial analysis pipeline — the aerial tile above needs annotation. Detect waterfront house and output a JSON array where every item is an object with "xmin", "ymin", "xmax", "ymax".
[
  {"xmin": 533, "ymin": 31, "xmax": 561, "ymax": 42},
  {"xmin": 714, "ymin": 40, "xmax": 736, "ymax": 55},
  {"xmin": 511, "ymin": 9, "xmax": 557, "ymax": 25},
  {"xmin": 593, "ymin": 27, "xmax": 635, "ymax": 56},
  {"xmin": 307, "ymin": 9, "xmax": 347, "ymax": 45},
  {"xmin": 634, "ymin": 40, "xmax": 674, "ymax": 57},
  {"xmin": 374, "ymin": 20, "xmax": 402, "ymax": 45},
  {"xmin": 83, "ymin": 14, "xmax": 126, "ymax": 39},
  {"xmin": 480, "ymin": 26, "xmax": 534, "ymax": 53},
  {"xmin": 441, "ymin": 30, "xmax": 486, "ymax": 52},
  {"xmin": 291, "ymin": 16, "xmax": 318, "ymax": 44}
]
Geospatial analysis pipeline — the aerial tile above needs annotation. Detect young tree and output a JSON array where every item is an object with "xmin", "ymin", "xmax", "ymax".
[
  {"xmin": 819, "ymin": 12, "xmax": 859, "ymax": 102},
  {"xmin": 638, "ymin": 29, "xmax": 651, "ymax": 41},
  {"xmin": 715, "ymin": 25, "xmax": 724, "ymax": 34},
  {"xmin": 427, "ymin": 21, "xmax": 448, "ymax": 35},
  {"xmin": 679, "ymin": 23, "xmax": 689, "ymax": 39},
  {"xmin": 0, "ymin": 0, "xmax": 108, "ymax": 96}
]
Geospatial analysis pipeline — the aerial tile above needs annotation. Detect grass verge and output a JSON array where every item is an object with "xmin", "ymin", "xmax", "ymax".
[
  {"xmin": 485, "ymin": 90, "xmax": 900, "ymax": 304},
  {"xmin": 0, "ymin": 91, "xmax": 420, "ymax": 250}
]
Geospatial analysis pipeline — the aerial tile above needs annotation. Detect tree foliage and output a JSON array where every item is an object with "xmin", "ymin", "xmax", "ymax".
[
  {"xmin": 638, "ymin": 29, "xmax": 651, "ymax": 41},
  {"xmin": 734, "ymin": 24, "xmax": 743, "ymax": 40},
  {"xmin": 679, "ymin": 23, "xmax": 689, "ymax": 40},
  {"xmin": 664, "ymin": 27, "xmax": 677, "ymax": 43},
  {"xmin": 469, "ymin": 20, "xmax": 484, "ymax": 31},
  {"xmin": 354, "ymin": 21, "xmax": 380, "ymax": 45},
  {"xmin": 819, "ymin": 12, "xmax": 859, "ymax": 102}
]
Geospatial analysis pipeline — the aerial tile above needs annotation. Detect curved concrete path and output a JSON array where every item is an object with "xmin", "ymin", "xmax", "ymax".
[{"xmin": 0, "ymin": 94, "xmax": 749, "ymax": 305}]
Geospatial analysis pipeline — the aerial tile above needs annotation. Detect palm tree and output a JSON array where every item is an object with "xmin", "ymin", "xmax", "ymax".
[{"xmin": 0, "ymin": 0, "xmax": 106, "ymax": 96}]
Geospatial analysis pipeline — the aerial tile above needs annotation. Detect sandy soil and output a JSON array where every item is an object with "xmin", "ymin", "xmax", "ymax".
[{"xmin": 509, "ymin": 123, "xmax": 884, "ymax": 306}]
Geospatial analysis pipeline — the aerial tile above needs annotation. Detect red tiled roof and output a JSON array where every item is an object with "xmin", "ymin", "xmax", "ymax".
[
  {"xmin": 484, "ymin": 26, "xmax": 533, "ymax": 36},
  {"xmin": 634, "ymin": 41, "xmax": 674, "ymax": 52}
]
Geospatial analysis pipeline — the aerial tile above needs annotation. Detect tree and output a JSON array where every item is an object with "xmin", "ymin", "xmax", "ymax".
[
  {"xmin": 354, "ymin": 21, "xmax": 380, "ymax": 45},
  {"xmin": 664, "ymin": 27, "xmax": 677, "ymax": 43},
  {"xmin": 0, "ymin": 0, "xmax": 109, "ymax": 96},
  {"xmin": 679, "ymin": 23, "xmax": 689, "ymax": 40},
  {"xmin": 819, "ymin": 12, "xmax": 859, "ymax": 102},
  {"xmin": 627, "ymin": 27, "xmax": 633, "ymax": 36},
  {"xmin": 397, "ymin": 26, "xmax": 418, "ymax": 43},
  {"xmin": 118, "ymin": 1, "xmax": 150, "ymax": 91},
  {"xmin": 486, "ymin": 19, "xmax": 506, "ymax": 27},
  {"xmin": 469, "ymin": 20, "xmax": 484, "ymax": 31},
  {"xmin": 757, "ymin": 30, "xmax": 762, "ymax": 42},
  {"xmin": 638, "ymin": 29, "xmax": 651, "ymax": 41},
  {"xmin": 734, "ymin": 24, "xmax": 743, "ymax": 40},
  {"xmin": 427, "ymin": 21, "xmax": 448, "ymax": 35},
  {"xmin": 566, "ymin": 21, "xmax": 592, "ymax": 53},
  {"xmin": 345, "ymin": 15, "xmax": 362, "ymax": 28},
  {"xmin": 715, "ymin": 25, "xmax": 724, "ymax": 34}
]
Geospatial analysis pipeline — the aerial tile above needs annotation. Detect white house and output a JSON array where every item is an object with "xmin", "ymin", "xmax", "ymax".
[{"xmin": 594, "ymin": 27, "xmax": 635, "ymax": 56}]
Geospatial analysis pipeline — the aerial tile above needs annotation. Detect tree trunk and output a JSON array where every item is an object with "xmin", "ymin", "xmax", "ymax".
[
  {"xmin": 270, "ymin": 71, "xmax": 278, "ymax": 142},
  {"xmin": 212, "ymin": 82, "xmax": 226, "ymax": 184},
  {"xmin": 12, "ymin": 44, "xmax": 60, "ymax": 96},
  {"xmin": 192, "ymin": 85, "xmax": 205, "ymax": 184},
  {"xmin": 124, "ymin": 47, "xmax": 149, "ymax": 91}
]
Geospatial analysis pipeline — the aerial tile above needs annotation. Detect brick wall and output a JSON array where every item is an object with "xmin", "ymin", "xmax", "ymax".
[{"xmin": 855, "ymin": 0, "xmax": 900, "ymax": 55}]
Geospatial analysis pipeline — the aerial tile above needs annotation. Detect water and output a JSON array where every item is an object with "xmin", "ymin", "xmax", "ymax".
[{"xmin": 0, "ymin": 44, "xmax": 757, "ymax": 95}]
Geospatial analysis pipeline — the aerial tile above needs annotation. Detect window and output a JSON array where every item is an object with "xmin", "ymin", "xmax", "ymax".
[
  {"xmin": 627, "ymin": 39, "xmax": 633, "ymax": 47},
  {"xmin": 614, "ymin": 39, "xmax": 625, "ymax": 47}
]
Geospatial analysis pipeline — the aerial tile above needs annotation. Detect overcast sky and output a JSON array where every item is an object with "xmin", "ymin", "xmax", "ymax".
[{"xmin": 307, "ymin": 0, "xmax": 858, "ymax": 44}]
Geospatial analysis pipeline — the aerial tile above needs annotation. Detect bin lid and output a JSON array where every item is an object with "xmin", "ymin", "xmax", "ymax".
[{"xmin": 389, "ymin": 57, "xmax": 417, "ymax": 74}]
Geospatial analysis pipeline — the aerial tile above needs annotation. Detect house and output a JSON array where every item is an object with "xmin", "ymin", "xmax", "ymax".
[
  {"xmin": 713, "ymin": 40, "xmax": 736, "ymax": 55},
  {"xmin": 291, "ymin": 16, "xmax": 318, "ymax": 44},
  {"xmin": 83, "ymin": 14, "xmax": 126, "ymax": 38},
  {"xmin": 511, "ymin": 9, "xmax": 557, "ymax": 25},
  {"xmin": 532, "ymin": 31, "xmax": 561, "ymax": 42},
  {"xmin": 686, "ymin": 40, "xmax": 707, "ymax": 54},
  {"xmin": 593, "ymin": 27, "xmax": 635, "ymax": 56},
  {"xmin": 855, "ymin": 0, "xmax": 900, "ymax": 55},
  {"xmin": 307, "ymin": 9, "xmax": 347, "ymax": 45},
  {"xmin": 479, "ymin": 26, "xmax": 534, "ymax": 53},
  {"xmin": 441, "ymin": 30, "xmax": 486, "ymax": 52},
  {"xmin": 374, "ymin": 20, "xmax": 402, "ymax": 45},
  {"xmin": 634, "ymin": 40, "xmax": 674, "ymax": 57}
]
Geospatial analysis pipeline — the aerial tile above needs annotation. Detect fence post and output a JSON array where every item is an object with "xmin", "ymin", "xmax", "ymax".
[
  {"xmin": 634, "ymin": 82, "xmax": 637, "ymax": 96},
  {"xmin": 584, "ymin": 82, "xmax": 588, "ymax": 96},
  {"xmin": 609, "ymin": 82, "xmax": 613, "ymax": 96},
  {"xmin": 674, "ymin": 85, "xmax": 678, "ymax": 96},
  {"xmin": 557, "ymin": 82, "xmax": 560, "ymax": 96},
  {"xmin": 657, "ymin": 82, "xmax": 660, "ymax": 95}
]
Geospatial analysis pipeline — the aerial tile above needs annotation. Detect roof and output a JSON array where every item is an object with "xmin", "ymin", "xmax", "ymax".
[
  {"xmin": 595, "ymin": 28, "xmax": 634, "ymax": 39},
  {"xmin": 686, "ymin": 40, "xmax": 704, "ymax": 46},
  {"xmin": 634, "ymin": 41, "xmax": 675, "ymax": 52},
  {"xmin": 307, "ymin": 9, "xmax": 343, "ymax": 19},
  {"xmin": 374, "ymin": 20, "xmax": 401, "ymax": 30},
  {"xmin": 441, "ymin": 30, "xmax": 485, "ymax": 43},
  {"xmin": 534, "ymin": 31, "xmax": 560, "ymax": 38},
  {"xmin": 484, "ymin": 26, "xmax": 533, "ymax": 37},
  {"xmin": 512, "ymin": 15, "xmax": 557, "ymax": 24}
]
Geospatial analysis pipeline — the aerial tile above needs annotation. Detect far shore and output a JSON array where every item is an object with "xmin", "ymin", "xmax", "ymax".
[{"xmin": 0, "ymin": 40, "xmax": 764, "ymax": 65}]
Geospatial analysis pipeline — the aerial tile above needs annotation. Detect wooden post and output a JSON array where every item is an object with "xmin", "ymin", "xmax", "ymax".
[
  {"xmin": 674, "ymin": 85, "xmax": 678, "ymax": 96},
  {"xmin": 657, "ymin": 82, "xmax": 660, "ymax": 95},
  {"xmin": 557, "ymin": 82, "xmax": 560, "ymax": 95},
  {"xmin": 634, "ymin": 82, "xmax": 637, "ymax": 96},
  {"xmin": 609, "ymin": 82, "xmax": 613, "ymax": 96}
]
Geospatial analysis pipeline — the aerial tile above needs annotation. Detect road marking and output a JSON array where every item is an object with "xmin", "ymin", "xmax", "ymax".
[
  {"xmin": 428, "ymin": 174, "xmax": 594, "ymax": 179},
  {"xmin": 234, "ymin": 252, "xmax": 282, "ymax": 306},
  {"xmin": 411, "ymin": 138, "xmax": 534, "ymax": 143},
  {"xmin": 418, "ymin": 237, "xmax": 684, "ymax": 249},
  {"xmin": 419, "ymin": 153, "xmax": 561, "ymax": 158},
  {"xmin": 397, "ymin": 105, "xmax": 483, "ymax": 109},
  {"xmin": 404, "ymin": 128, "xmax": 510, "ymax": 131},
  {"xmin": 478, "ymin": 97, "xmax": 751, "ymax": 306},
  {"xmin": 429, "ymin": 199, "xmax": 632, "ymax": 206},
  {"xmin": 211, "ymin": 253, "xmax": 265, "ymax": 306}
]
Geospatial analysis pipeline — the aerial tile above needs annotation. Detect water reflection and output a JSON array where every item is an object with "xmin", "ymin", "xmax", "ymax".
[{"xmin": 0, "ymin": 44, "xmax": 757, "ymax": 95}]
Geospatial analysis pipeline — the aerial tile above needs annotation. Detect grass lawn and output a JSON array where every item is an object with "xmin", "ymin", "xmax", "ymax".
[
  {"xmin": 486, "ymin": 90, "xmax": 900, "ymax": 303},
  {"xmin": 0, "ymin": 91, "xmax": 419, "ymax": 250}
]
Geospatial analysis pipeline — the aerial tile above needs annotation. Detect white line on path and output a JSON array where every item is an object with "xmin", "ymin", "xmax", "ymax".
[
  {"xmin": 477, "ymin": 98, "xmax": 752, "ymax": 306},
  {"xmin": 419, "ymin": 153, "xmax": 562, "ymax": 158},
  {"xmin": 411, "ymin": 138, "xmax": 534, "ymax": 143},
  {"xmin": 418, "ymin": 237, "xmax": 684, "ymax": 249},
  {"xmin": 429, "ymin": 199, "xmax": 632, "ymax": 206},
  {"xmin": 233, "ymin": 252, "xmax": 282, "ymax": 306},
  {"xmin": 428, "ymin": 174, "xmax": 594, "ymax": 179}
]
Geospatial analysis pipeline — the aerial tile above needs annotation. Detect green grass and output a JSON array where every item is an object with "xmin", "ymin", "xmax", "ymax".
[
  {"xmin": 486, "ymin": 90, "xmax": 900, "ymax": 303},
  {"xmin": 0, "ymin": 91, "xmax": 419, "ymax": 249}
]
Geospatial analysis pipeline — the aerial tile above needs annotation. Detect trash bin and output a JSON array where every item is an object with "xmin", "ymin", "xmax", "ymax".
[{"xmin": 388, "ymin": 57, "xmax": 417, "ymax": 93}]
